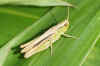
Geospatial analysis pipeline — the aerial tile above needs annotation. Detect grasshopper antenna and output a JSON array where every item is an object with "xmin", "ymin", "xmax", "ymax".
[{"xmin": 67, "ymin": 7, "xmax": 70, "ymax": 21}]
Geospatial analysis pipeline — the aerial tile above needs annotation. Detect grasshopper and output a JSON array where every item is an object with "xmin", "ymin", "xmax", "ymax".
[{"xmin": 20, "ymin": 6, "xmax": 74, "ymax": 58}]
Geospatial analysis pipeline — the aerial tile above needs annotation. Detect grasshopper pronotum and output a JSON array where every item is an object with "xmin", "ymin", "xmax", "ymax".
[{"xmin": 20, "ymin": 6, "xmax": 74, "ymax": 58}]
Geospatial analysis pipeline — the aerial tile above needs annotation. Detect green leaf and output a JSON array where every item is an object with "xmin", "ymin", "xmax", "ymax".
[
  {"xmin": 0, "ymin": 0, "xmax": 73, "ymax": 7},
  {"xmin": 0, "ymin": 6, "xmax": 67, "ymax": 66},
  {"xmin": 0, "ymin": 0, "xmax": 100, "ymax": 66},
  {"xmin": 83, "ymin": 39, "xmax": 100, "ymax": 66},
  {"xmin": 79, "ymin": 11, "xmax": 100, "ymax": 66}
]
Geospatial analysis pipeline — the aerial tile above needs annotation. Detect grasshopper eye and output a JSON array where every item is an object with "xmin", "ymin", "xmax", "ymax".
[{"xmin": 64, "ymin": 22, "xmax": 68, "ymax": 26}]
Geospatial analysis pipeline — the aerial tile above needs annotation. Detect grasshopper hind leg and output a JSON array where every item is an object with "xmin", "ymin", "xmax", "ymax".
[
  {"xmin": 48, "ymin": 38, "xmax": 54, "ymax": 56},
  {"xmin": 50, "ymin": 41, "xmax": 53, "ymax": 56},
  {"xmin": 48, "ymin": 40, "xmax": 53, "ymax": 56}
]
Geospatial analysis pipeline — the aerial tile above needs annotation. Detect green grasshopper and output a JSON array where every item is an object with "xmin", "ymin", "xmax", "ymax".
[{"xmin": 20, "ymin": 5, "xmax": 74, "ymax": 58}]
